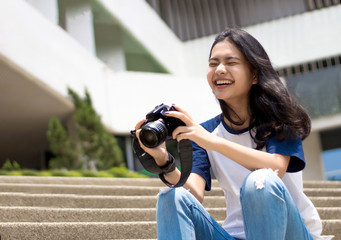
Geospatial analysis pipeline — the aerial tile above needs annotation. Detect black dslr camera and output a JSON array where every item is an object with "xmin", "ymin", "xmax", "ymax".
[{"xmin": 139, "ymin": 104, "xmax": 185, "ymax": 148}]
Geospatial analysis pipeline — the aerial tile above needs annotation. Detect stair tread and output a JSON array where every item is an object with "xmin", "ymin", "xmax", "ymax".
[
  {"xmin": 0, "ymin": 177, "xmax": 339, "ymax": 239},
  {"xmin": 1, "ymin": 183, "xmax": 340, "ymax": 197},
  {"xmin": 1, "ymin": 176, "xmax": 340, "ymax": 187}
]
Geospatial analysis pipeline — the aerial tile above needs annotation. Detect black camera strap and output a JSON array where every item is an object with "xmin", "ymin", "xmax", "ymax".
[
  {"xmin": 160, "ymin": 139, "xmax": 193, "ymax": 187},
  {"xmin": 131, "ymin": 133, "xmax": 192, "ymax": 188}
]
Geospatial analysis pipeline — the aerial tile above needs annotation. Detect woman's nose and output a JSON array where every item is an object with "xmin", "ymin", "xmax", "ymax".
[{"xmin": 216, "ymin": 64, "xmax": 226, "ymax": 75}]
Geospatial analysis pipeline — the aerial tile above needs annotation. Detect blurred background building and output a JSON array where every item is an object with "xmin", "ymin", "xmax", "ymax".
[{"xmin": 0, "ymin": 0, "xmax": 340, "ymax": 180}]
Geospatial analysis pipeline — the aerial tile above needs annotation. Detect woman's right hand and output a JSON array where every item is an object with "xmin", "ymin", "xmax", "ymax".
[{"xmin": 134, "ymin": 119, "xmax": 169, "ymax": 166}]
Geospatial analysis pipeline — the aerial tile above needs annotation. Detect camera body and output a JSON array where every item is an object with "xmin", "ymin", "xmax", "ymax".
[{"xmin": 140, "ymin": 104, "xmax": 185, "ymax": 148}]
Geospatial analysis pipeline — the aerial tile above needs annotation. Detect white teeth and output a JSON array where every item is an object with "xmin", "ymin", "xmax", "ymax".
[{"xmin": 216, "ymin": 80, "xmax": 233, "ymax": 85}]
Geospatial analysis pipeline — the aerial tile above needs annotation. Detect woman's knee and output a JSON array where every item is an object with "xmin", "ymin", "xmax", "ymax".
[
  {"xmin": 240, "ymin": 168, "xmax": 284, "ymax": 201},
  {"xmin": 157, "ymin": 187, "xmax": 193, "ymax": 211}
]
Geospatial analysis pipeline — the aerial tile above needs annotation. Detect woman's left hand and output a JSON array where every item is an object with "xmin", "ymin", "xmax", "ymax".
[{"xmin": 165, "ymin": 105, "xmax": 218, "ymax": 151}]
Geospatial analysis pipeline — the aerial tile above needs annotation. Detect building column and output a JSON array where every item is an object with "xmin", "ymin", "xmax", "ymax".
[
  {"xmin": 25, "ymin": 0, "xmax": 59, "ymax": 25},
  {"xmin": 60, "ymin": 0, "xmax": 96, "ymax": 55},
  {"xmin": 125, "ymin": 136, "xmax": 135, "ymax": 171},
  {"xmin": 94, "ymin": 23, "xmax": 126, "ymax": 71},
  {"xmin": 302, "ymin": 131, "xmax": 325, "ymax": 180}
]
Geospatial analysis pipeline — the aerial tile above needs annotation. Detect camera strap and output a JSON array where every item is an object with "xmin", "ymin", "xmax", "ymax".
[{"xmin": 131, "ymin": 133, "xmax": 192, "ymax": 188}]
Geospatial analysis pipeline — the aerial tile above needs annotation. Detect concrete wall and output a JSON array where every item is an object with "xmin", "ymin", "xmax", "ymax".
[
  {"xmin": 184, "ymin": 5, "xmax": 341, "ymax": 77},
  {"xmin": 1, "ymin": 0, "xmax": 340, "ymax": 179},
  {"xmin": 302, "ymin": 132, "xmax": 325, "ymax": 180}
]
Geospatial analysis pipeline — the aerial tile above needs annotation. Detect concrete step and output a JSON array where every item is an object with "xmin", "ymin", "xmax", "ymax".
[
  {"xmin": 1, "ymin": 183, "xmax": 341, "ymax": 198},
  {"xmin": 0, "ymin": 192, "xmax": 226, "ymax": 208},
  {"xmin": 0, "ymin": 222, "xmax": 156, "ymax": 240},
  {"xmin": 0, "ymin": 220, "xmax": 339, "ymax": 240},
  {"xmin": 304, "ymin": 181, "xmax": 341, "ymax": 189},
  {"xmin": 304, "ymin": 188, "xmax": 341, "ymax": 197},
  {"xmin": 0, "ymin": 207, "xmax": 157, "ymax": 222},
  {"xmin": 1, "ymin": 192, "xmax": 341, "ymax": 208},
  {"xmin": 0, "ymin": 183, "xmax": 167, "ymax": 196},
  {"xmin": 310, "ymin": 197, "xmax": 341, "ymax": 208},
  {"xmin": 0, "ymin": 176, "xmax": 172, "ymax": 187},
  {"xmin": 322, "ymin": 220, "xmax": 341, "ymax": 240},
  {"xmin": 1, "ymin": 175, "xmax": 340, "ymax": 188},
  {"xmin": 0, "ymin": 206, "xmax": 340, "ymax": 223},
  {"xmin": 0, "ymin": 176, "xmax": 339, "ymax": 239},
  {"xmin": 0, "ymin": 192, "xmax": 159, "ymax": 208},
  {"xmin": 317, "ymin": 207, "xmax": 341, "ymax": 220},
  {"xmin": 0, "ymin": 183, "xmax": 223, "ymax": 196}
]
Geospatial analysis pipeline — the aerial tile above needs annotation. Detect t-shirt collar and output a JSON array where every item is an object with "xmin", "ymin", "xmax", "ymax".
[{"xmin": 220, "ymin": 114, "xmax": 249, "ymax": 134}]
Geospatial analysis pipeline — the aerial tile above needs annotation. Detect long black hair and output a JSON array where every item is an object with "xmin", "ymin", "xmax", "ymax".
[{"xmin": 210, "ymin": 28, "xmax": 311, "ymax": 149}]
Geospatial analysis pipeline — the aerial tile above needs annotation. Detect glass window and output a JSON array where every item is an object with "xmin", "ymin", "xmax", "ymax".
[{"xmin": 286, "ymin": 65, "xmax": 341, "ymax": 118}]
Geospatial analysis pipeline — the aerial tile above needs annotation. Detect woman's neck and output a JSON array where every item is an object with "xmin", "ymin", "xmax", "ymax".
[
  {"xmin": 224, "ymin": 116, "xmax": 250, "ymax": 131},
  {"xmin": 223, "ymin": 103, "xmax": 251, "ymax": 131}
]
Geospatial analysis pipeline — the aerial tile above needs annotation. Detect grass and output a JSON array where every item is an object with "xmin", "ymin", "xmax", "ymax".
[{"xmin": 0, "ymin": 167, "xmax": 149, "ymax": 178}]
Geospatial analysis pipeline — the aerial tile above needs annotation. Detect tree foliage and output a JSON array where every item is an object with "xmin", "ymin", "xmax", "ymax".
[
  {"xmin": 47, "ymin": 116, "xmax": 78, "ymax": 169},
  {"xmin": 1, "ymin": 159, "xmax": 21, "ymax": 171},
  {"xmin": 47, "ymin": 88, "xmax": 124, "ymax": 170}
]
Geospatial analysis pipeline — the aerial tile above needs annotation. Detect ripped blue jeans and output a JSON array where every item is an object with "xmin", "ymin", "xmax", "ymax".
[{"xmin": 156, "ymin": 169, "xmax": 314, "ymax": 240}]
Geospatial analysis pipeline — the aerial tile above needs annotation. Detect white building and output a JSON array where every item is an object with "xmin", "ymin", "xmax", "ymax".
[{"xmin": 1, "ymin": 0, "xmax": 340, "ymax": 180}]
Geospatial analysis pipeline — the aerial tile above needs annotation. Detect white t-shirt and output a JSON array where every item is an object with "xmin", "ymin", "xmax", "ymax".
[{"xmin": 191, "ymin": 114, "xmax": 323, "ymax": 239}]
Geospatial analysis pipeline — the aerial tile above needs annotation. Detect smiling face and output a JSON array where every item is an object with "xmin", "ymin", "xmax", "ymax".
[{"xmin": 207, "ymin": 39, "xmax": 258, "ymax": 108}]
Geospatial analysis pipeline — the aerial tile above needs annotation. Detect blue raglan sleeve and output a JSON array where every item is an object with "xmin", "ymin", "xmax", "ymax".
[
  {"xmin": 191, "ymin": 141, "xmax": 211, "ymax": 191},
  {"xmin": 191, "ymin": 115, "xmax": 223, "ymax": 191},
  {"xmin": 266, "ymin": 135, "xmax": 305, "ymax": 172}
]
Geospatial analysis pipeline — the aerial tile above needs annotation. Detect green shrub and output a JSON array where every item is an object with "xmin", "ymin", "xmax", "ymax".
[
  {"xmin": 0, "ymin": 167, "xmax": 148, "ymax": 178},
  {"xmin": 0, "ymin": 170, "xmax": 21, "ymax": 176},
  {"xmin": 108, "ymin": 167, "xmax": 148, "ymax": 178},
  {"xmin": 47, "ymin": 117, "xmax": 77, "ymax": 169},
  {"xmin": 46, "ymin": 88, "xmax": 124, "ymax": 171},
  {"xmin": 1, "ymin": 159, "xmax": 13, "ymax": 171},
  {"xmin": 138, "ymin": 169, "xmax": 157, "ymax": 177},
  {"xmin": 50, "ymin": 170, "xmax": 82, "ymax": 177},
  {"xmin": 12, "ymin": 161, "xmax": 21, "ymax": 170},
  {"xmin": 81, "ymin": 170, "xmax": 112, "ymax": 178},
  {"xmin": 21, "ymin": 170, "xmax": 41, "ymax": 176},
  {"xmin": 1, "ymin": 159, "xmax": 21, "ymax": 171},
  {"xmin": 0, "ymin": 170, "xmax": 10, "ymax": 175}
]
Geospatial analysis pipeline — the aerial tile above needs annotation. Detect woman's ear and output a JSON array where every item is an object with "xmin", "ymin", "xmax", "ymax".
[{"xmin": 252, "ymin": 70, "xmax": 258, "ymax": 84}]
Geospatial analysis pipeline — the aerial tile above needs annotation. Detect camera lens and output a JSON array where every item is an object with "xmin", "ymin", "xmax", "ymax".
[{"xmin": 140, "ymin": 119, "xmax": 168, "ymax": 148}]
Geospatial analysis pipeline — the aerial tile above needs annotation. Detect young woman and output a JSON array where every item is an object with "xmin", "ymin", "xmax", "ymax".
[{"xmin": 134, "ymin": 28, "xmax": 323, "ymax": 240}]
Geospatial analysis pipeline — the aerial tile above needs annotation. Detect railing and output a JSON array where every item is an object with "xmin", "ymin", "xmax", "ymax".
[
  {"xmin": 277, "ymin": 55, "xmax": 341, "ymax": 77},
  {"xmin": 286, "ymin": 63, "xmax": 341, "ymax": 119},
  {"xmin": 146, "ymin": 0, "xmax": 341, "ymax": 41}
]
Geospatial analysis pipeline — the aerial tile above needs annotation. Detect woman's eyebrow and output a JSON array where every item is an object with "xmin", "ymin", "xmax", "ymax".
[
  {"xmin": 209, "ymin": 56, "xmax": 241, "ymax": 61},
  {"xmin": 225, "ymin": 56, "xmax": 240, "ymax": 61}
]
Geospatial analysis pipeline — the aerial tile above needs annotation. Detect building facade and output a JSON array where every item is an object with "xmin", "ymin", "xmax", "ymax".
[{"xmin": 0, "ymin": 0, "xmax": 340, "ymax": 180}]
